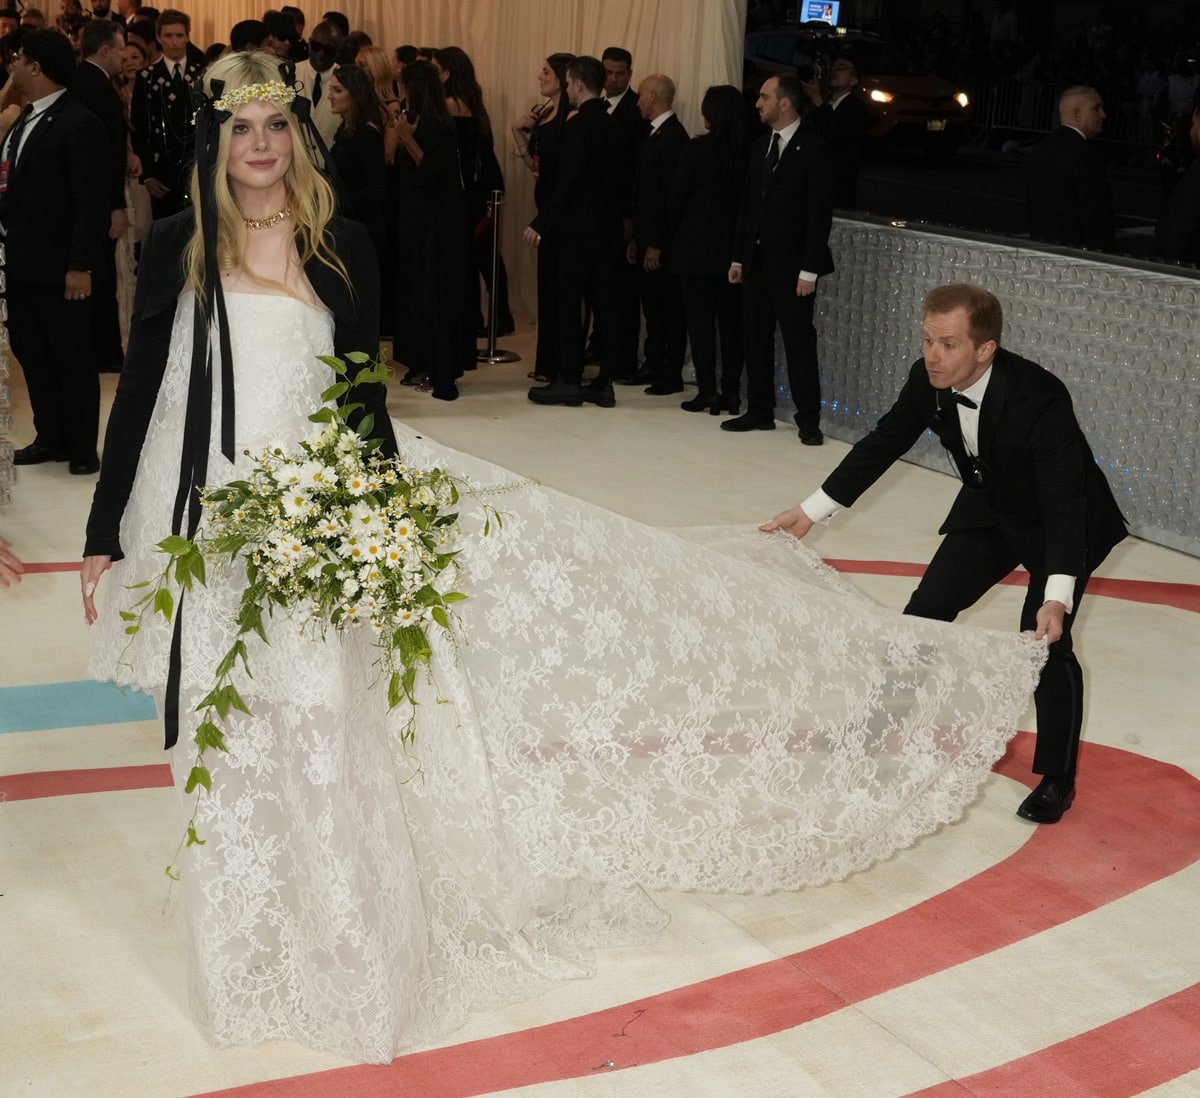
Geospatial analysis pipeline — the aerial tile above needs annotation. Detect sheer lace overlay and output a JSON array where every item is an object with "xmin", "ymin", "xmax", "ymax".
[{"xmin": 90, "ymin": 295, "xmax": 1046, "ymax": 1063}]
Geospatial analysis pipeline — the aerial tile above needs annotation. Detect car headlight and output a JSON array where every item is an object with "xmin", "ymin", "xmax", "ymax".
[
  {"xmin": 869, "ymin": 89, "xmax": 894, "ymax": 104},
  {"xmin": 955, "ymin": 91, "xmax": 970, "ymax": 109}
]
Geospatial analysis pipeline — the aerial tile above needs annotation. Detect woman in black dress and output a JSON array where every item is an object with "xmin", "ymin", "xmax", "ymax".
[
  {"xmin": 326, "ymin": 63, "xmax": 388, "ymax": 325},
  {"xmin": 392, "ymin": 61, "xmax": 469, "ymax": 401},
  {"xmin": 510, "ymin": 52, "xmax": 574, "ymax": 383},
  {"xmin": 433, "ymin": 46, "xmax": 513, "ymax": 340}
]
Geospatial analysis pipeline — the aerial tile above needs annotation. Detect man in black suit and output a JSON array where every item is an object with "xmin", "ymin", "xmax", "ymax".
[
  {"xmin": 630, "ymin": 74, "xmax": 689, "ymax": 396},
  {"xmin": 601, "ymin": 45, "xmax": 644, "ymax": 385},
  {"xmin": 810, "ymin": 58, "xmax": 872, "ymax": 210},
  {"xmin": 724, "ymin": 74, "xmax": 834, "ymax": 444},
  {"xmin": 69, "ymin": 18, "xmax": 129, "ymax": 372},
  {"xmin": 1, "ymin": 29, "xmax": 109, "ymax": 474},
  {"xmin": 523, "ymin": 55, "xmax": 629, "ymax": 409},
  {"xmin": 131, "ymin": 8, "xmax": 205, "ymax": 220},
  {"xmin": 763, "ymin": 284, "xmax": 1127, "ymax": 824},
  {"xmin": 1026, "ymin": 86, "xmax": 1115, "ymax": 251}
]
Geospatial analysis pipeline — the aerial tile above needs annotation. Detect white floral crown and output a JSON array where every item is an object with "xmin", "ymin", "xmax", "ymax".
[{"xmin": 212, "ymin": 80, "xmax": 297, "ymax": 113}]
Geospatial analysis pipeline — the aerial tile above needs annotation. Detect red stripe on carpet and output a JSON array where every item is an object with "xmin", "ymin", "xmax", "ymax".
[
  {"xmin": 188, "ymin": 734, "xmax": 1200, "ymax": 1097},
  {"xmin": 20, "ymin": 559, "xmax": 1200, "ymax": 612},
  {"xmin": 0, "ymin": 764, "xmax": 172, "ymax": 802},
  {"xmin": 905, "ymin": 981, "xmax": 1200, "ymax": 1097},
  {"xmin": 822, "ymin": 560, "xmax": 1200, "ymax": 613},
  {"xmin": 20, "ymin": 561, "xmax": 84, "ymax": 574}
]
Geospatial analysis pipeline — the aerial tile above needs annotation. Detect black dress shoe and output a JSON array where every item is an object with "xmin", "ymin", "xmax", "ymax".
[
  {"xmin": 13, "ymin": 443, "xmax": 68, "ymax": 465},
  {"xmin": 644, "ymin": 382, "xmax": 684, "ymax": 395},
  {"xmin": 709, "ymin": 395, "xmax": 740, "ymax": 416},
  {"xmin": 582, "ymin": 380, "xmax": 615, "ymax": 408},
  {"xmin": 1016, "ymin": 778, "xmax": 1075, "ymax": 824},
  {"xmin": 613, "ymin": 370, "xmax": 652, "ymax": 386},
  {"xmin": 528, "ymin": 379, "xmax": 584, "ymax": 406},
  {"xmin": 721, "ymin": 412, "xmax": 775, "ymax": 432},
  {"xmin": 68, "ymin": 457, "xmax": 101, "ymax": 475},
  {"xmin": 798, "ymin": 427, "xmax": 824, "ymax": 446},
  {"xmin": 681, "ymin": 393, "xmax": 716, "ymax": 412}
]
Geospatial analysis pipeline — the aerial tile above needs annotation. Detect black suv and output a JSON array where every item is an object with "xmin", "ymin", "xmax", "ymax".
[{"xmin": 744, "ymin": 26, "xmax": 972, "ymax": 155}]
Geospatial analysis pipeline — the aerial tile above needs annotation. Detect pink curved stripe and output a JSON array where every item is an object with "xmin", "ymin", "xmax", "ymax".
[{"xmin": 184, "ymin": 734, "xmax": 1200, "ymax": 1096}]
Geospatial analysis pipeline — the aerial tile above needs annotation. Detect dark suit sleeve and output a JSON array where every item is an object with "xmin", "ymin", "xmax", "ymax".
[
  {"xmin": 529, "ymin": 115, "xmax": 585, "ymax": 236},
  {"xmin": 641, "ymin": 121, "xmax": 688, "ymax": 251},
  {"xmin": 72, "ymin": 70, "xmax": 127, "ymax": 213},
  {"xmin": 84, "ymin": 222, "xmax": 182, "ymax": 559},
  {"xmin": 731, "ymin": 149, "xmax": 757, "ymax": 265},
  {"xmin": 1077, "ymin": 142, "xmax": 1115, "ymax": 251},
  {"xmin": 821, "ymin": 362, "xmax": 931, "ymax": 507},
  {"xmin": 801, "ymin": 137, "xmax": 835, "ymax": 274},
  {"xmin": 1155, "ymin": 164, "xmax": 1200, "ymax": 263},
  {"xmin": 67, "ymin": 110, "xmax": 111, "ymax": 274}
]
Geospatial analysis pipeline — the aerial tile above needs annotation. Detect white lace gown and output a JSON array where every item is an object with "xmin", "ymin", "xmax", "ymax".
[{"xmin": 90, "ymin": 293, "xmax": 1046, "ymax": 1064}]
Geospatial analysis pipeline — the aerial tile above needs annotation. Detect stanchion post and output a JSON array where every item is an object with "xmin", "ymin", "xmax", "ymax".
[{"xmin": 477, "ymin": 188, "xmax": 520, "ymax": 364}]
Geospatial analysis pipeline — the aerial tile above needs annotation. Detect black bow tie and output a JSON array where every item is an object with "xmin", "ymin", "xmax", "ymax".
[{"xmin": 952, "ymin": 392, "xmax": 977, "ymax": 410}]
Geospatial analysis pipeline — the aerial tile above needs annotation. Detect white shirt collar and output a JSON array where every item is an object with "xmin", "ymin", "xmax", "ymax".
[
  {"xmin": 605, "ymin": 88, "xmax": 630, "ymax": 111},
  {"xmin": 956, "ymin": 364, "xmax": 993, "ymax": 405},
  {"xmin": 770, "ymin": 117, "xmax": 802, "ymax": 152},
  {"xmin": 30, "ymin": 88, "xmax": 68, "ymax": 114},
  {"xmin": 649, "ymin": 109, "xmax": 674, "ymax": 133}
]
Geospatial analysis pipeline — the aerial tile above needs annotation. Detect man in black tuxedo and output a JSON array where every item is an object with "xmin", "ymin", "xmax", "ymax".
[
  {"xmin": 523, "ymin": 55, "xmax": 629, "ymax": 409},
  {"xmin": 601, "ymin": 45, "xmax": 644, "ymax": 384},
  {"xmin": 763, "ymin": 284, "xmax": 1127, "ymax": 824},
  {"xmin": 69, "ymin": 18, "xmax": 129, "ymax": 371},
  {"xmin": 1026, "ymin": 86, "xmax": 1115, "ymax": 251},
  {"xmin": 630, "ymin": 74, "xmax": 689, "ymax": 396},
  {"xmin": 724, "ymin": 74, "xmax": 834, "ymax": 444},
  {"xmin": 1, "ymin": 29, "xmax": 109, "ymax": 474},
  {"xmin": 810, "ymin": 58, "xmax": 872, "ymax": 210},
  {"xmin": 130, "ymin": 8, "xmax": 205, "ymax": 220}
]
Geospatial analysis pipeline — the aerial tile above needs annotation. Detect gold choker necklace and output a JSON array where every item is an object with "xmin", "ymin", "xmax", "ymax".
[{"xmin": 243, "ymin": 206, "xmax": 291, "ymax": 231}]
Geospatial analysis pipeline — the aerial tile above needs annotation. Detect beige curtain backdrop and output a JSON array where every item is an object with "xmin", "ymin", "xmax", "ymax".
[{"xmin": 175, "ymin": 0, "xmax": 747, "ymax": 318}]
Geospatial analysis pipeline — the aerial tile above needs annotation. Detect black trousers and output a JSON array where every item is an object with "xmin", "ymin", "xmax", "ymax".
[
  {"xmin": 552, "ymin": 230, "xmax": 621, "ymax": 386},
  {"xmin": 742, "ymin": 264, "xmax": 820, "ymax": 426},
  {"xmin": 6, "ymin": 281, "xmax": 100, "ymax": 462},
  {"xmin": 638, "ymin": 263, "xmax": 687, "ymax": 388},
  {"xmin": 680, "ymin": 274, "xmax": 743, "ymax": 400},
  {"xmin": 534, "ymin": 235, "xmax": 561, "ymax": 381},
  {"xmin": 91, "ymin": 236, "xmax": 124, "ymax": 368},
  {"xmin": 904, "ymin": 525, "xmax": 1088, "ymax": 779}
]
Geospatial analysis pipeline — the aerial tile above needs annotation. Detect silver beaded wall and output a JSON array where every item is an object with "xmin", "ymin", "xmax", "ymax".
[{"xmin": 782, "ymin": 219, "xmax": 1200, "ymax": 558}]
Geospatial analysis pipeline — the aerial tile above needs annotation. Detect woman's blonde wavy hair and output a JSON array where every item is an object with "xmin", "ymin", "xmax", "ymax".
[{"xmin": 185, "ymin": 50, "xmax": 349, "ymax": 300}]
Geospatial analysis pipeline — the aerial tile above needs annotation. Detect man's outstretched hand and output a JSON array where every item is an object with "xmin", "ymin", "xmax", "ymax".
[{"xmin": 759, "ymin": 506, "xmax": 814, "ymax": 539}]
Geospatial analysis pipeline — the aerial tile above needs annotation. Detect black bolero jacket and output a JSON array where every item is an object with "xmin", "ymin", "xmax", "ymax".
[{"xmin": 84, "ymin": 210, "xmax": 394, "ymax": 560}]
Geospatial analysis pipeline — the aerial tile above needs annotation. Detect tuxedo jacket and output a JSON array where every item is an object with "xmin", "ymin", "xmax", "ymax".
[
  {"xmin": 632, "ymin": 113, "xmax": 688, "ymax": 251},
  {"xmin": 607, "ymin": 89, "xmax": 646, "ymax": 176},
  {"xmin": 1026, "ymin": 126, "xmax": 1115, "ymax": 251},
  {"xmin": 812, "ymin": 93, "xmax": 871, "ymax": 208},
  {"xmin": 1, "ymin": 94, "xmax": 109, "ymax": 285},
  {"xmin": 84, "ymin": 211, "xmax": 392, "ymax": 561},
  {"xmin": 668, "ymin": 133, "xmax": 747, "ymax": 278},
  {"xmin": 69, "ymin": 59, "xmax": 128, "ymax": 215},
  {"xmin": 733, "ymin": 124, "xmax": 835, "ymax": 281},
  {"xmin": 131, "ymin": 55, "xmax": 205, "ymax": 191},
  {"xmin": 822, "ymin": 349, "xmax": 1127, "ymax": 577},
  {"xmin": 530, "ymin": 98, "xmax": 628, "ymax": 238}
]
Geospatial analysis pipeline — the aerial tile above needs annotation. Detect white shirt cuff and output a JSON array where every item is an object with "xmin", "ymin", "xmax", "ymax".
[
  {"xmin": 800, "ymin": 488, "xmax": 841, "ymax": 525},
  {"xmin": 1043, "ymin": 574, "xmax": 1076, "ymax": 614},
  {"xmin": 798, "ymin": 270, "xmax": 818, "ymax": 283}
]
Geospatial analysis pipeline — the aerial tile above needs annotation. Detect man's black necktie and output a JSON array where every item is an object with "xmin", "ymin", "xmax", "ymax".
[
  {"xmin": 312, "ymin": 71, "xmax": 322, "ymax": 105},
  {"xmin": 3, "ymin": 103, "xmax": 35, "ymax": 166},
  {"xmin": 762, "ymin": 131, "xmax": 781, "ymax": 194}
]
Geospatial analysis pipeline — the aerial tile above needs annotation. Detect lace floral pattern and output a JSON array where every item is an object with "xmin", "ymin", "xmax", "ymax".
[{"xmin": 90, "ymin": 295, "xmax": 1046, "ymax": 1063}]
